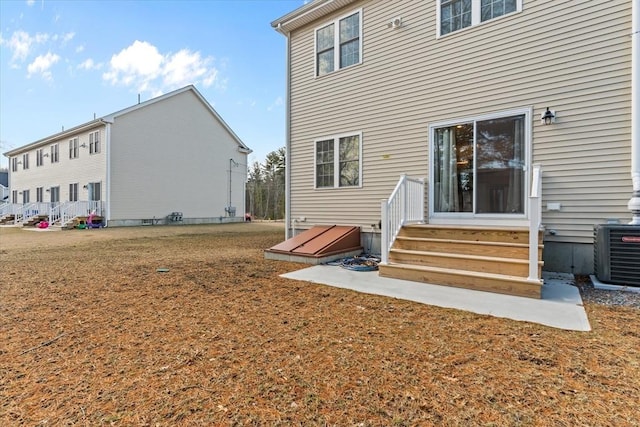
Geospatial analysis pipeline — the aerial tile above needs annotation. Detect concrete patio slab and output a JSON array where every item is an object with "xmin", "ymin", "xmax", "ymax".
[{"xmin": 281, "ymin": 267, "xmax": 591, "ymax": 331}]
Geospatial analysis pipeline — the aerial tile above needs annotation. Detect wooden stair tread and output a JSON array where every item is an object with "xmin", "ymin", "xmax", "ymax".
[
  {"xmin": 396, "ymin": 236, "xmax": 541, "ymax": 249},
  {"xmin": 403, "ymin": 224, "xmax": 531, "ymax": 232},
  {"xmin": 389, "ymin": 248, "xmax": 542, "ymax": 265},
  {"xmin": 380, "ymin": 262, "xmax": 542, "ymax": 284}
]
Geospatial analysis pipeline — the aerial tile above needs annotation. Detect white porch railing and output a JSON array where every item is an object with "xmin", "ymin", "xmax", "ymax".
[
  {"xmin": 528, "ymin": 164, "xmax": 543, "ymax": 283},
  {"xmin": 380, "ymin": 174, "xmax": 425, "ymax": 264},
  {"xmin": 0, "ymin": 201, "xmax": 104, "ymax": 226}
]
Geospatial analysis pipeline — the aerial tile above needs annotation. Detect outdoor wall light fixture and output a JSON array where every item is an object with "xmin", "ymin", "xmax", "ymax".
[
  {"xmin": 46, "ymin": 189, "xmax": 50, "ymax": 192},
  {"xmin": 83, "ymin": 184, "xmax": 88, "ymax": 189},
  {"xmin": 541, "ymin": 107, "xmax": 556, "ymax": 125},
  {"xmin": 43, "ymin": 153, "xmax": 49, "ymax": 157},
  {"xmin": 80, "ymin": 143, "xmax": 87, "ymax": 148}
]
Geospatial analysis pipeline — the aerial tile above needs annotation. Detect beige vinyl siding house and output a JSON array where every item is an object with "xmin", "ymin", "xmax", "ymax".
[
  {"xmin": 273, "ymin": 0, "xmax": 635, "ymax": 275},
  {"xmin": 3, "ymin": 85, "xmax": 251, "ymax": 227}
]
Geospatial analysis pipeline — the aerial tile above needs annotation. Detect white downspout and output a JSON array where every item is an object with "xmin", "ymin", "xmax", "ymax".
[
  {"xmin": 103, "ymin": 119, "xmax": 113, "ymax": 225},
  {"xmin": 629, "ymin": 0, "xmax": 640, "ymax": 224},
  {"xmin": 276, "ymin": 23, "xmax": 292, "ymax": 239}
]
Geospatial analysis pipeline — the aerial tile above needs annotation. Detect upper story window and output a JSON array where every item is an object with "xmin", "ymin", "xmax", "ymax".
[
  {"xmin": 36, "ymin": 148, "xmax": 44, "ymax": 167},
  {"xmin": 69, "ymin": 138, "xmax": 79, "ymax": 159},
  {"xmin": 22, "ymin": 153, "xmax": 29, "ymax": 170},
  {"xmin": 89, "ymin": 131, "xmax": 100, "ymax": 154},
  {"xmin": 11, "ymin": 157, "xmax": 18, "ymax": 172},
  {"xmin": 51, "ymin": 143, "xmax": 59, "ymax": 163},
  {"xmin": 314, "ymin": 132, "xmax": 361, "ymax": 188},
  {"xmin": 315, "ymin": 9, "xmax": 362, "ymax": 77},
  {"xmin": 438, "ymin": 0, "xmax": 521, "ymax": 36}
]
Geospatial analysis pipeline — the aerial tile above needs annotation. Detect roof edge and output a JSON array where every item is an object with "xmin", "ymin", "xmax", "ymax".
[{"xmin": 271, "ymin": 0, "xmax": 356, "ymax": 34}]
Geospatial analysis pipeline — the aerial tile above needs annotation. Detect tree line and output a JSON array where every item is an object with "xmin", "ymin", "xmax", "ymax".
[{"xmin": 246, "ymin": 147, "xmax": 285, "ymax": 220}]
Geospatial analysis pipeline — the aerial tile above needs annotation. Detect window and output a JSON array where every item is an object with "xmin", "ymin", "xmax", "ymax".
[
  {"xmin": 315, "ymin": 10, "xmax": 361, "ymax": 76},
  {"xmin": 438, "ymin": 0, "xmax": 521, "ymax": 36},
  {"xmin": 36, "ymin": 148, "xmax": 44, "ymax": 167},
  {"xmin": 22, "ymin": 189, "xmax": 30, "ymax": 204},
  {"xmin": 314, "ymin": 132, "xmax": 361, "ymax": 188},
  {"xmin": 481, "ymin": 0, "xmax": 518, "ymax": 21},
  {"xmin": 11, "ymin": 157, "xmax": 18, "ymax": 172},
  {"xmin": 88, "ymin": 182, "xmax": 101, "ymax": 201},
  {"xmin": 50, "ymin": 186, "xmax": 60, "ymax": 204},
  {"xmin": 431, "ymin": 110, "xmax": 528, "ymax": 215},
  {"xmin": 12, "ymin": 190, "xmax": 18, "ymax": 203},
  {"xmin": 51, "ymin": 144, "xmax": 59, "ymax": 163},
  {"xmin": 89, "ymin": 131, "xmax": 100, "ymax": 154},
  {"xmin": 69, "ymin": 183, "xmax": 78, "ymax": 202},
  {"xmin": 22, "ymin": 153, "xmax": 29, "ymax": 170},
  {"xmin": 36, "ymin": 187, "xmax": 44, "ymax": 203},
  {"xmin": 69, "ymin": 138, "xmax": 79, "ymax": 159}
]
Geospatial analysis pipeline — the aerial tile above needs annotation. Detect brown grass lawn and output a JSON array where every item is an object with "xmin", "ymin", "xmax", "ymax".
[{"xmin": 1, "ymin": 223, "xmax": 638, "ymax": 426}]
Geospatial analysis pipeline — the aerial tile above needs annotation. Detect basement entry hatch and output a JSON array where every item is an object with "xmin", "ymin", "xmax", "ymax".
[{"xmin": 265, "ymin": 225, "xmax": 362, "ymax": 265}]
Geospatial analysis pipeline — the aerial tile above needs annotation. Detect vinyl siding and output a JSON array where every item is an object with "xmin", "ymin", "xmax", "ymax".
[
  {"xmin": 109, "ymin": 90, "xmax": 246, "ymax": 220},
  {"xmin": 7, "ymin": 127, "xmax": 107, "ymax": 203},
  {"xmin": 286, "ymin": 0, "xmax": 632, "ymax": 244}
]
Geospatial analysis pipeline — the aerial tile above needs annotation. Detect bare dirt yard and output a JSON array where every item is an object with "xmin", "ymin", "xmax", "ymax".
[{"xmin": 1, "ymin": 223, "xmax": 638, "ymax": 426}]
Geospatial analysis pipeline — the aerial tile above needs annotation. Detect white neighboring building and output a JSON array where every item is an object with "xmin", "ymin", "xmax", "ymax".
[{"xmin": 2, "ymin": 85, "xmax": 251, "ymax": 227}]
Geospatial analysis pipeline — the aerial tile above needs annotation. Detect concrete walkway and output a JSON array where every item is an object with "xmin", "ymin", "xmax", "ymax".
[{"xmin": 281, "ymin": 267, "xmax": 591, "ymax": 331}]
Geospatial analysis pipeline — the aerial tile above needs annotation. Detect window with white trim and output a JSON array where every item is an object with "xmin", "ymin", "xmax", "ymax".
[
  {"xmin": 36, "ymin": 187, "xmax": 44, "ymax": 203},
  {"xmin": 51, "ymin": 143, "xmax": 59, "ymax": 163},
  {"xmin": 315, "ymin": 10, "xmax": 362, "ymax": 77},
  {"xmin": 12, "ymin": 190, "xmax": 18, "ymax": 203},
  {"xmin": 36, "ymin": 148, "xmax": 44, "ymax": 167},
  {"xmin": 89, "ymin": 131, "xmax": 100, "ymax": 154},
  {"xmin": 69, "ymin": 138, "xmax": 79, "ymax": 159},
  {"xmin": 314, "ymin": 132, "xmax": 361, "ymax": 188},
  {"xmin": 69, "ymin": 183, "xmax": 79, "ymax": 202},
  {"xmin": 11, "ymin": 157, "xmax": 18, "ymax": 172},
  {"xmin": 22, "ymin": 153, "xmax": 29, "ymax": 170},
  {"xmin": 438, "ymin": 0, "xmax": 522, "ymax": 36},
  {"xmin": 22, "ymin": 189, "xmax": 30, "ymax": 204},
  {"xmin": 88, "ymin": 182, "xmax": 101, "ymax": 201}
]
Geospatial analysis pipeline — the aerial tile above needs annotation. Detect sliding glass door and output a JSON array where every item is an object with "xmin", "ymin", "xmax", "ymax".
[{"xmin": 432, "ymin": 112, "xmax": 527, "ymax": 217}]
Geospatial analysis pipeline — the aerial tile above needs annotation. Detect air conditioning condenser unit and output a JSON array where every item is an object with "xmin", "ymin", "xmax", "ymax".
[{"xmin": 594, "ymin": 224, "xmax": 640, "ymax": 287}]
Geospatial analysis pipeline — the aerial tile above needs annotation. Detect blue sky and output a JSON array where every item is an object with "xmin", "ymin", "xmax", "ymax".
[{"xmin": 0, "ymin": 0, "xmax": 305, "ymax": 169}]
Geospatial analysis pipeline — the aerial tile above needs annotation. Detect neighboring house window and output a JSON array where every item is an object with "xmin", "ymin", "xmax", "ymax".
[
  {"xmin": 11, "ymin": 157, "xmax": 18, "ymax": 172},
  {"xmin": 51, "ymin": 144, "xmax": 59, "ymax": 163},
  {"xmin": 36, "ymin": 187, "xmax": 44, "ymax": 203},
  {"xmin": 438, "ymin": 0, "xmax": 522, "ymax": 36},
  {"xmin": 314, "ymin": 132, "xmax": 361, "ymax": 188},
  {"xmin": 69, "ymin": 183, "xmax": 78, "ymax": 202},
  {"xmin": 22, "ymin": 189, "xmax": 30, "ymax": 204},
  {"xmin": 69, "ymin": 138, "xmax": 79, "ymax": 159},
  {"xmin": 89, "ymin": 131, "xmax": 100, "ymax": 154},
  {"xmin": 88, "ymin": 182, "xmax": 101, "ymax": 201},
  {"xmin": 315, "ymin": 10, "xmax": 362, "ymax": 76},
  {"xmin": 22, "ymin": 153, "xmax": 29, "ymax": 170},
  {"xmin": 36, "ymin": 148, "xmax": 44, "ymax": 167},
  {"xmin": 50, "ymin": 186, "xmax": 60, "ymax": 204},
  {"xmin": 12, "ymin": 190, "xmax": 18, "ymax": 203}
]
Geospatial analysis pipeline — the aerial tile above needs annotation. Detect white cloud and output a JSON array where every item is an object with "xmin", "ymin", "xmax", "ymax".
[
  {"xmin": 78, "ymin": 58, "xmax": 101, "ymax": 70},
  {"xmin": 75, "ymin": 45, "xmax": 85, "ymax": 53},
  {"xmin": 2, "ymin": 30, "xmax": 34, "ymax": 62},
  {"xmin": 27, "ymin": 51, "xmax": 60, "ymax": 80},
  {"xmin": 26, "ymin": 0, "xmax": 35, "ymax": 6},
  {"xmin": 103, "ymin": 40, "xmax": 220, "ymax": 95}
]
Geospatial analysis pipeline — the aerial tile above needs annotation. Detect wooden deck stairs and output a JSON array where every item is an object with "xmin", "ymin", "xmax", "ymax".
[
  {"xmin": 22, "ymin": 214, "xmax": 49, "ymax": 227},
  {"xmin": 379, "ymin": 224, "xmax": 544, "ymax": 298}
]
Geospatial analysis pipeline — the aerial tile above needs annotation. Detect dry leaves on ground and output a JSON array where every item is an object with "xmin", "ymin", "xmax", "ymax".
[{"xmin": 1, "ymin": 223, "xmax": 638, "ymax": 426}]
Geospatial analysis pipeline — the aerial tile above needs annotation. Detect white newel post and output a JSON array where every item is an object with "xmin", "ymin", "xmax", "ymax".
[{"xmin": 528, "ymin": 164, "xmax": 542, "ymax": 282}]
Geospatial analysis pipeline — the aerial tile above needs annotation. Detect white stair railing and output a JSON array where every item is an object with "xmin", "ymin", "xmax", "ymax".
[
  {"xmin": 528, "ymin": 164, "xmax": 543, "ymax": 282},
  {"xmin": 381, "ymin": 174, "xmax": 425, "ymax": 264}
]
